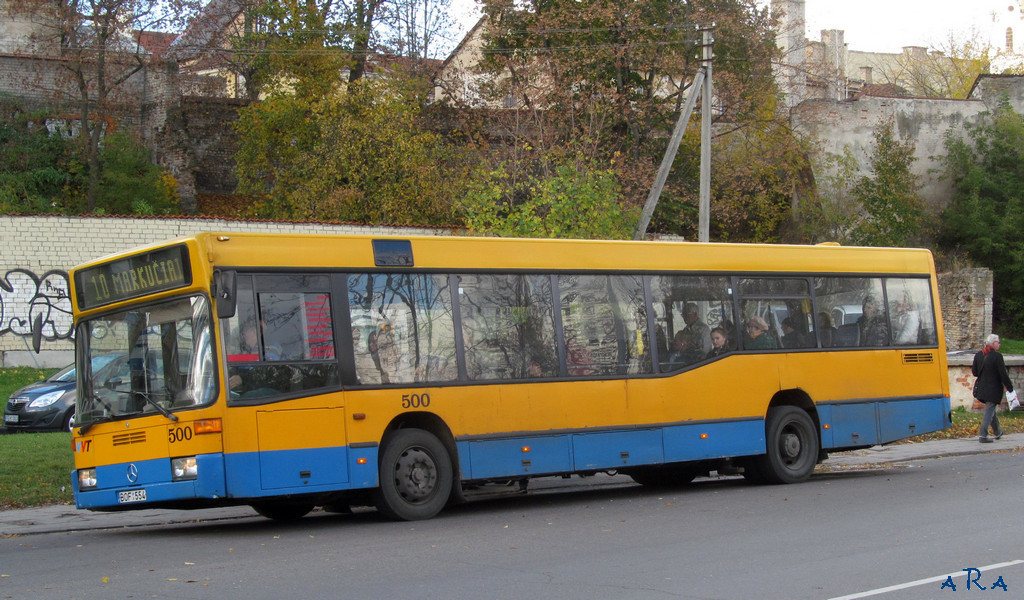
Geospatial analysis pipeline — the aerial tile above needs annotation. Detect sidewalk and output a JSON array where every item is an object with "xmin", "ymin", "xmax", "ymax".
[{"xmin": 3, "ymin": 434, "xmax": 1022, "ymax": 537}]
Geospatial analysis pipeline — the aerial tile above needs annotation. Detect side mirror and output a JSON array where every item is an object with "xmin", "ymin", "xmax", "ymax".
[{"xmin": 213, "ymin": 270, "xmax": 237, "ymax": 319}]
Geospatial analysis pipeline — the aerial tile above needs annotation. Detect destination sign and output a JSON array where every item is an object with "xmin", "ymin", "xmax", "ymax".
[{"xmin": 76, "ymin": 245, "xmax": 192, "ymax": 310}]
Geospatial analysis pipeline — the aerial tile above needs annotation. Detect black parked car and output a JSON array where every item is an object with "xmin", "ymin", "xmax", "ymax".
[{"xmin": 4, "ymin": 356, "xmax": 119, "ymax": 432}]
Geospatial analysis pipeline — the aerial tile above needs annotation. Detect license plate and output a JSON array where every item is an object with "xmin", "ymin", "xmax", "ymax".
[
  {"xmin": 118, "ymin": 489, "xmax": 147, "ymax": 504},
  {"xmin": 3, "ymin": 414, "xmax": 17, "ymax": 423}
]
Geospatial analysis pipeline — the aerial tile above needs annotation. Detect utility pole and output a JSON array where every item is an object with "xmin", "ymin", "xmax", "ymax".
[
  {"xmin": 633, "ymin": 27, "xmax": 714, "ymax": 241},
  {"xmin": 698, "ymin": 28, "xmax": 713, "ymax": 243}
]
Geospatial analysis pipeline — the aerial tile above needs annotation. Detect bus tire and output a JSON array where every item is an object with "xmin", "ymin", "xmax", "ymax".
[
  {"xmin": 753, "ymin": 406, "xmax": 819, "ymax": 484},
  {"xmin": 252, "ymin": 501, "xmax": 314, "ymax": 521},
  {"xmin": 374, "ymin": 428, "xmax": 453, "ymax": 521}
]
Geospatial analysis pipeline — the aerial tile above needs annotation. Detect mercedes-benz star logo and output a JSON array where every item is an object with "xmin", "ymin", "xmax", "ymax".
[{"xmin": 127, "ymin": 464, "xmax": 139, "ymax": 483}]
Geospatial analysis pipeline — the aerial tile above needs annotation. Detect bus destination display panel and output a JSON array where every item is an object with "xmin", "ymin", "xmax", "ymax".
[{"xmin": 76, "ymin": 245, "xmax": 192, "ymax": 310}]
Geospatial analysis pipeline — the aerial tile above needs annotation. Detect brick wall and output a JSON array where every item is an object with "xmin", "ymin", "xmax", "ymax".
[
  {"xmin": 0, "ymin": 215, "xmax": 452, "ymax": 366},
  {"xmin": 938, "ymin": 268, "xmax": 992, "ymax": 352}
]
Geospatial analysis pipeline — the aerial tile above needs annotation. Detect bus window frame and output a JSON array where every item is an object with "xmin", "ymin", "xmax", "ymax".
[{"xmin": 223, "ymin": 271, "xmax": 347, "ymax": 406}]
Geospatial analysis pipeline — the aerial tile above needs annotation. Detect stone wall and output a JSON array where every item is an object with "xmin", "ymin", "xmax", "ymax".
[{"xmin": 0, "ymin": 215, "xmax": 452, "ymax": 367}]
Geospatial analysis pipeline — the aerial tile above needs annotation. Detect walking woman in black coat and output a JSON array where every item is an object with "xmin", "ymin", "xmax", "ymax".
[{"xmin": 972, "ymin": 333, "xmax": 1014, "ymax": 443}]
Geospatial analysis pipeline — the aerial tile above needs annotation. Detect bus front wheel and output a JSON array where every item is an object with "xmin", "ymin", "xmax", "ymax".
[
  {"xmin": 374, "ymin": 428, "xmax": 453, "ymax": 521},
  {"xmin": 749, "ymin": 406, "xmax": 819, "ymax": 484}
]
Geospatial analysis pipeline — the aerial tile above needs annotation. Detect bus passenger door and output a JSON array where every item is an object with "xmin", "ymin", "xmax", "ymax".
[{"xmin": 256, "ymin": 406, "xmax": 348, "ymax": 490}]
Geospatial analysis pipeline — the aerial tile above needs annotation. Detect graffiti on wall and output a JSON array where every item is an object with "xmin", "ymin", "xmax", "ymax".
[{"xmin": 0, "ymin": 269, "xmax": 74, "ymax": 352}]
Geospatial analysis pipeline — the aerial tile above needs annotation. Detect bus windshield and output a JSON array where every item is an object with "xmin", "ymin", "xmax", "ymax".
[{"xmin": 76, "ymin": 295, "xmax": 217, "ymax": 427}]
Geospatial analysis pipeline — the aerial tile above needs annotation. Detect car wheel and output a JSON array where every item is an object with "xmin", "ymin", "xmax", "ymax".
[{"xmin": 62, "ymin": 410, "xmax": 76, "ymax": 432}]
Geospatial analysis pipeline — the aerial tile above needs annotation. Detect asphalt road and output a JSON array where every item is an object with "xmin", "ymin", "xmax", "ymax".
[{"xmin": 2, "ymin": 447, "xmax": 1022, "ymax": 600}]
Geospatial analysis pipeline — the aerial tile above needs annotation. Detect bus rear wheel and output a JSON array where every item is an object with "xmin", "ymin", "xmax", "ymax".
[
  {"xmin": 374, "ymin": 428, "xmax": 453, "ymax": 521},
  {"xmin": 749, "ymin": 406, "xmax": 819, "ymax": 484}
]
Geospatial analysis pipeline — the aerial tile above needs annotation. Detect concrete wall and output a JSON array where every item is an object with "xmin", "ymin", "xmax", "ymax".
[
  {"xmin": 793, "ymin": 96, "xmax": 983, "ymax": 215},
  {"xmin": 0, "ymin": 215, "xmax": 453, "ymax": 367},
  {"xmin": 793, "ymin": 76, "xmax": 1024, "ymax": 219}
]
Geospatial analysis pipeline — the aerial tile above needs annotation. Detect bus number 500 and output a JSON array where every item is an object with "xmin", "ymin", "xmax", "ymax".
[
  {"xmin": 401, "ymin": 393, "xmax": 430, "ymax": 409},
  {"xmin": 168, "ymin": 426, "xmax": 193, "ymax": 443}
]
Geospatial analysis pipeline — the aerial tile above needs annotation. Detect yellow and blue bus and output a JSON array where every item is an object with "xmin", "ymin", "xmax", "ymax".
[{"xmin": 69, "ymin": 234, "xmax": 950, "ymax": 520}]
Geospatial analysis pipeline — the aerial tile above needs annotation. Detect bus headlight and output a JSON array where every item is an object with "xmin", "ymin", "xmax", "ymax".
[
  {"xmin": 78, "ymin": 469, "xmax": 97, "ymax": 490},
  {"xmin": 171, "ymin": 457, "xmax": 198, "ymax": 481}
]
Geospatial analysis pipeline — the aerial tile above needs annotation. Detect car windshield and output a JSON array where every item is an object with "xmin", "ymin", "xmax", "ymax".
[
  {"xmin": 76, "ymin": 295, "xmax": 216, "ymax": 426},
  {"xmin": 50, "ymin": 355, "xmax": 120, "ymax": 383}
]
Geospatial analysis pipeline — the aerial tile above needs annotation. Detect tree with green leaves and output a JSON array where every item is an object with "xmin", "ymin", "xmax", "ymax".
[
  {"xmin": 450, "ymin": 0, "xmax": 797, "ymax": 241},
  {"xmin": 461, "ymin": 160, "xmax": 637, "ymax": 239},
  {"xmin": 799, "ymin": 146, "xmax": 860, "ymax": 245},
  {"xmin": 0, "ymin": 99, "xmax": 178, "ymax": 215},
  {"xmin": 939, "ymin": 97, "xmax": 1024, "ymax": 335},
  {"xmin": 849, "ymin": 118, "xmax": 925, "ymax": 247},
  {"xmin": 233, "ymin": 75, "xmax": 462, "ymax": 224}
]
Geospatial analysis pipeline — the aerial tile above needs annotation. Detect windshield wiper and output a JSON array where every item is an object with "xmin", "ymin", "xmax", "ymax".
[
  {"xmin": 77, "ymin": 392, "xmax": 117, "ymax": 435},
  {"xmin": 132, "ymin": 391, "xmax": 179, "ymax": 423},
  {"xmin": 102, "ymin": 389, "xmax": 180, "ymax": 423}
]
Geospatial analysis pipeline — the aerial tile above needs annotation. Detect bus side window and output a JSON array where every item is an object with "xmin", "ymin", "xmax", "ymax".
[
  {"xmin": 814, "ymin": 277, "xmax": 889, "ymax": 348},
  {"xmin": 458, "ymin": 273, "xmax": 557, "ymax": 380},
  {"xmin": 886, "ymin": 277, "xmax": 936, "ymax": 346},
  {"xmin": 650, "ymin": 275, "xmax": 734, "ymax": 370},
  {"xmin": 558, "ymin": 275, "xmax": 649, "ymax": 376},
  {"xmin": 225, "ymin": 275, "xmax": 339, "ymax": 399},
  {"xmin": 348, "ymin": 273, "xmax": 457, "ymax": 385}
]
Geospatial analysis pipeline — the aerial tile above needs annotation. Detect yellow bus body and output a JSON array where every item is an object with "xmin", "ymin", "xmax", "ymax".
[{"xmin": 70, "ymin": 233, "xmax": 950, "ymax": 518}]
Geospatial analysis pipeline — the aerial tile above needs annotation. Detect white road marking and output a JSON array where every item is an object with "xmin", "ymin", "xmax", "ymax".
[{"xmin": 828, "ymin": 559, "xmax": 1024, "ymax": 600}]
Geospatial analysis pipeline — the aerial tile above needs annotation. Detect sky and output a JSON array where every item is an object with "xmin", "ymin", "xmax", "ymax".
[
  {"xmin": 802, "ymin": 1, "xmax": 1005, "ymax": 53},
  {"xmin": 444, "ymin": 0, "xmax": 1013, "ymax": 56}
]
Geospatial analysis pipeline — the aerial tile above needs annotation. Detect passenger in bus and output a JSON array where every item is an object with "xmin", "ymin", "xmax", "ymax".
[
  {"xmin": 891, "ymin": 294, "xmax": 921, "ymax": 345},
  {"xmin": 721, "ymin": 318, "xmax": 737, "ymax": 349},
  {"xmin": 681, "ymin": 303, "xmax": 712, "ymax": 357},
  {"xmin": 744, "ymin": 316, "xmax": 777, "ymax": 350},
  {"xmin": 858, "ymin": 295, "xmax": 889, "ymax": 346},
  {"xmin": 780, "ymin": 317, "xmax": 805, "ymax": 348},
  {"xmin": 706, "ymin": 327, "xmax": 730, "ymax": 359},
  {"xmin": 817, "ymin": 312, "xmax": 837, "ymax": 347}
]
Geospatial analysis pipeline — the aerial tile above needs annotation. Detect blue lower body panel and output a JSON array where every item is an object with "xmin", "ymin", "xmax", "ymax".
[
  {"xmin": 74, "ymin": 453, "xmax": 226, "ymax": 509},
  {"xmin": 818, "ymin": 396, "xmax": 951, "ymax": 449},
  {"xmin": 73, "ymin": 447, "xmax": 381, "ymax": 509},
  {"xmin": 460, "ymin": 418, "xmax": 767, "ymax": 480}
]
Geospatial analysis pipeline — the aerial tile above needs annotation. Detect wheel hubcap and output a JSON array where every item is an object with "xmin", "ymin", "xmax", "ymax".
[
  {"xmin": 780, "ymin": 427, "xmax": 803, "ymax": 464},
  {"xmin": 394, "ymin": 447, "xmax": 437, "ymax": 503}
]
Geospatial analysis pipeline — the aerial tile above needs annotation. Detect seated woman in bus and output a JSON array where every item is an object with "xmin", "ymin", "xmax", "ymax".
[
  {"xmin": 744, "ymin": 316, "xmax": 777, "ymax": 350},
  {"xmin": 891, "ymin": 294, "xmax": 920, "ymax": 345},
  {"xmin": 780, "ymin": 317, "xmax": 805, "ymax": 348},
  {"xmin": 706, "ymin": 326, "xmax": 730, "ymax": 359},
  {"xmin": 817, "ymin": 312, "xmax": 837, "ymax": 347},
  {"xmin": 858, "ymin": 295, "xmax": 889, "ymax": 347}
]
